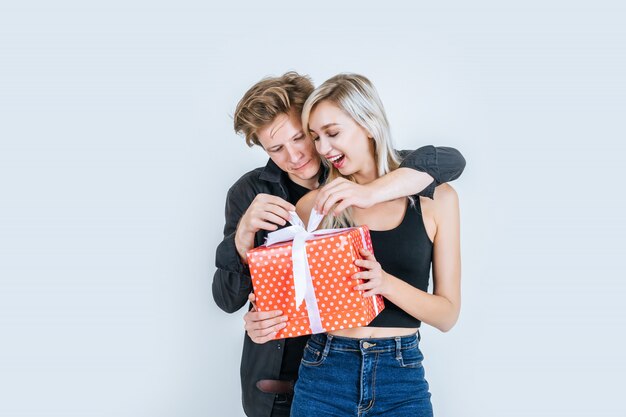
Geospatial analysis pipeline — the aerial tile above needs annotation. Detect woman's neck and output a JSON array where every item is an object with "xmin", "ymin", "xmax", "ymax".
[{"xmin": 352, "ymin": 151, "xmax": 379, "ymax": 184}]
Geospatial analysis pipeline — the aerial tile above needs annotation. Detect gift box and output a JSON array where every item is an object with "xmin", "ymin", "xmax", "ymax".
[{"xmin": 247, "ymin": 212, "xmax": 385, "ymax": 339}]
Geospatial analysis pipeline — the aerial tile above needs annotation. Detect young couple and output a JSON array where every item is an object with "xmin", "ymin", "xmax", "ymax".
[{"xmin": 213, "ymin": 72, "xmax": 463, "ymax": 417}]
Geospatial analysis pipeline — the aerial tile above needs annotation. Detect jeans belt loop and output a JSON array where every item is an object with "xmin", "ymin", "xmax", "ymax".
[
  {"xmin": 395, "ymin": 336, "xmax": 402, "ymax": 360},
  {"xmin": 322, "ymin": 333, "xmax": 333, "ymax": 358}
]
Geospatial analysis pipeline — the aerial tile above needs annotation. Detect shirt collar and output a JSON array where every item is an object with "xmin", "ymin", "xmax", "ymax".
[{"xmin": 258, "ymin": 158, "xmax": 284, "ymax": 183}]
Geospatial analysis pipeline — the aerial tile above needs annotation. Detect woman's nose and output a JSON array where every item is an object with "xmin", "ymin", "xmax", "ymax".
[{"xmin": 315, "ymin": 137, "xmax": 331, "ymax": 155}]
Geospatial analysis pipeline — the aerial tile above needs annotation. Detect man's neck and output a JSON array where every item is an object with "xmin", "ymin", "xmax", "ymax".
[{"xmin": 287, "ymin": 173, "xmax": 319, "ymax": 190}]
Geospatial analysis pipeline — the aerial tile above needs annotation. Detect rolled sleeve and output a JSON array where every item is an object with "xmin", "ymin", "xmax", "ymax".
[
  {"xmin": 212, "ymin": 232, "xmax": 253, "ymax": 313},
  {"xmin": 399, "ymin": 145, "xmax": 466, "ymax": 199},
  {"xmin": 215, "ymin": 232, "xmax": 247, "ymax": 274}
]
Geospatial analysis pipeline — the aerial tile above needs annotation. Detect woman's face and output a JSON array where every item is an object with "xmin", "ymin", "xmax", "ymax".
[{"xmin": 308, "ymin": 100, "xmax": 377, "ymax": 183}]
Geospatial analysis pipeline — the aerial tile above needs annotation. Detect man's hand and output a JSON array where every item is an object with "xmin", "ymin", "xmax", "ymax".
[
  {"xmin": 314, "ymin": 178, "xmax": 375, "ymax": 216},
  {"xmin": 235, "ymin": 194, "xmax": 295, "ymax": 263},
  {"xmin": 244, "ymin": 293, "xmax": 288, "ymax": 344}
]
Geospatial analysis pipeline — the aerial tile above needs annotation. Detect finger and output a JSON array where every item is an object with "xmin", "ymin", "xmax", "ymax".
[
  {"xmin": 332, "ymin": 199, "xmax": 353, "ymax": 216},
  {"xmin": 260, "ymin": 204, "xmax": 293, "ymax": 224},
  {"xmin": 248, "ymin": 322, "xmax": 287, "ymax": 338},
  {"xmin": 314, "ymin": 180, "xmax": 345, "ymax": 213},
  {"xmin": 354, "ymin": 281, "xmax": 377, "ymax": 292},
  {"xmin": 246, "ymin": 310, "xmax": 284, "ymax": 322},
  {"xmin": 322, "ymin": 193, "xmax": 345, "ymax": 216},
  {"xmin": 251, "ymin": 219, "xmax": 279, "ymax": 232},
  {"xmin": 319, "ymin": 182, "xmax": 352, "ymax": 214},
  {"xmin": 260, "ymin": 195, "xmax": 296, "ymax": 212},
  {"xmin": 354, "ymin": 259, "xmax": 379, "ymax": 270},
  {"xmin": 362, "ymin": 289, "xmax": 379, "ymax": 298},
  {"xmin": 263, "ymin": 321, "xmax": 288, "ymax": 335},
  {"xmin": 352, "ymin": 271, "xmax": 380, "ymax": 281},
  {"xmin": 252, "ymin": 331, "xmax": 280, "ymax": 344},
  {"xmin": 358, "ymin": 247, "xmax": 376, "ymax": 261},
  {"xmin": 248, "ymin": 293, "xmax": 257, "ymax": 310},
  {"xmin": 259, "ymin": 211, "xmax": 288, "ymax": 227},
  {"xmin": 253, "ymin": 315, "xmax": 289, "ymax": 331}
]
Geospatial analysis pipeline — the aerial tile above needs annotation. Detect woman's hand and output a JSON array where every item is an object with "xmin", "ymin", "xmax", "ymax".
[
  {"xmin": 352, "ymin": 248, "xmax": 391, "ymax": 297},
  {"xmin": 314, "ymin": 178, "xmax": 374, "ymax": 216}
]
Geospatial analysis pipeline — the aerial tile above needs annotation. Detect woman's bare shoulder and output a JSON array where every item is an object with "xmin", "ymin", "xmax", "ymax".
[
  {"xmin": 430, "ymin": 183, "xmax": 459, "ymax": 223},
  {"xmin": 296, "ymin": 189, "xmax": 321, "ymax": 225},
  {"xmin": 432, "ymin": 183, "xmax": 459, "ymax": 206}
]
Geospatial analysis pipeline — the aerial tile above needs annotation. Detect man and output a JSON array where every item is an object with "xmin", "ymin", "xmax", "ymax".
[{"xmin": 212, "ymin": 72, "xmax": 465, "ymax": 417}]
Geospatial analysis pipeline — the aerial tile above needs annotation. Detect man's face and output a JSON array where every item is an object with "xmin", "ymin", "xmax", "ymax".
[{"xmin": 257, "ymin": 111, "xmax": 321, "ymax": 189}]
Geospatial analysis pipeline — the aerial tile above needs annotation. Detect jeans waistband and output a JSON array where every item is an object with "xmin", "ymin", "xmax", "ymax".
[{"xmin": 309, "ymin": 331, "xmax": 420, "ymax": 354}]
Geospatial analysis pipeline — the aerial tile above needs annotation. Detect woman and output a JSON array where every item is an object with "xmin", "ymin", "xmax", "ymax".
[{"xmin": 292, "ymin": 74, "xmax": 461, "ymax": 416}]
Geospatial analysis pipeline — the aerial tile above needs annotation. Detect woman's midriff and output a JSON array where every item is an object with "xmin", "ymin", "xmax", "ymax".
[{"xmin": 329, "ymin": 327, "xmax": 418, "ymax": 339}]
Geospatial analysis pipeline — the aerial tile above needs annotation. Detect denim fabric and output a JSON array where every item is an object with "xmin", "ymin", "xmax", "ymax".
[{"xmin": 291, "ymin": 332, "xmax": 433, "ymax": 417}]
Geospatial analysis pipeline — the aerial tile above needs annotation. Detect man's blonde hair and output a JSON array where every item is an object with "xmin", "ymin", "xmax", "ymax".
[{"xmin": 234, "ymin": 72, "xmax": 314, "ymax": 147}]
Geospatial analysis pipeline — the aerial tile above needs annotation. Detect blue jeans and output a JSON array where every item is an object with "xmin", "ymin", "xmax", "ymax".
[{"xmin": 291, "ymin": 332, "xmax": 433, "ymax": 416}]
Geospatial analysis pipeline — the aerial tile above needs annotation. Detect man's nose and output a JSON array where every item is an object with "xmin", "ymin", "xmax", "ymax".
[{"xmin": 286, "ymin": 145, "xmax": 302, "ymax": 163}]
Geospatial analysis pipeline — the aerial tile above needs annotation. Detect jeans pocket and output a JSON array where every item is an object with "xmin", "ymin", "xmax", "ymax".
[
  {"xmin": 396, "ymin": 345, "xmax": 424, "ymax": 368},
  {"xmin": 300, "ymin": 343, "xmax": 327, "ymax": 367}
]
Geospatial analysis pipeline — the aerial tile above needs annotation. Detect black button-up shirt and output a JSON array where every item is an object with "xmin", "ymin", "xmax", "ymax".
[{"xmin": 212, "ymin": 146, "xmax": 465, "ymax": 417}]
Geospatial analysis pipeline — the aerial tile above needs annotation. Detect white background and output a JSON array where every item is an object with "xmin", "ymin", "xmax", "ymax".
[{"xmin": 1, "ymin": 1, "xmax": 625, "ymax": 416}]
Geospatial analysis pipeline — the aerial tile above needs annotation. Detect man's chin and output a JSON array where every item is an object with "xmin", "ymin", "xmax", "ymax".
[{"xmin": 292, "ymin": 167, "xmax": 320, "ymax": 181}]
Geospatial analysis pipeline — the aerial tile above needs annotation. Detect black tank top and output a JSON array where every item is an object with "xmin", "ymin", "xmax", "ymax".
[{"xmin": 367, "ymin": 198, "xmax": 433, "ymax": 328}]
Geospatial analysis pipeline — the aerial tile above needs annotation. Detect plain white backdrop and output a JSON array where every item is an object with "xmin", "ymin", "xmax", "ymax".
[{"xmin": 1, "ymin": 1, "xmax": 625, "ymax": 416}]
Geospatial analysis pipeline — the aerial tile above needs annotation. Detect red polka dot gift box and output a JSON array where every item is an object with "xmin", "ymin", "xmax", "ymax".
[{"xmin": 246, "ymin": 210, "xmax": 385, "ymax": 339}]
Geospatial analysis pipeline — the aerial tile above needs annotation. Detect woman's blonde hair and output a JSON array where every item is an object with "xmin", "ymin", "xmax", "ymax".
[{"xmin": 301, "ymin": 74, "xmax": 402, "ymax": 229}]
